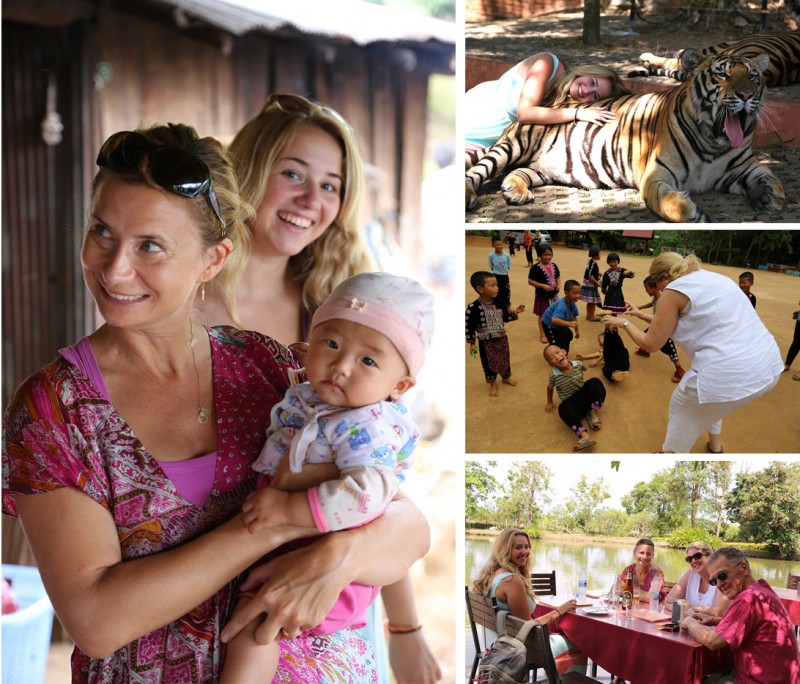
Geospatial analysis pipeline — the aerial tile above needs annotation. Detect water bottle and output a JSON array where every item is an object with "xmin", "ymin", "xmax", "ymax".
[
  {"xmin": 612, "ymin": 575, "xmax": 622, "ymax": 609},
  {"xmin": 649, "ymin": 579, "xmax": 662, "ymax": 612},
  {"xmin": 578, "ymin": 567, "xmax": 588, "ymax": 601}
]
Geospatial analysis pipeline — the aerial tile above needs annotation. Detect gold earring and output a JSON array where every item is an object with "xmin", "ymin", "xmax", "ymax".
[{"xmin": 200, "ymin": 283, "xmax": 205, "ymax": 302}]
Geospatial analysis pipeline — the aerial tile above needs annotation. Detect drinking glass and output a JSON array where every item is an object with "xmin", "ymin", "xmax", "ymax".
[
  {"xmin": 632, "ymin": 595, "xmax": 641, "ymax": 617},
  {"xmin": 622, "ymin": 593, "xmax": 633, "ymax": 619}
]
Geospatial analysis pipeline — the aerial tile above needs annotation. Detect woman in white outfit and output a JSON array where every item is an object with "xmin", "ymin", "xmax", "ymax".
[
  {"xmin": 603, "ymin": 252, "xmax": 783, "ymax": 453},
  {"xmin": 664, "ymin": 542, "xmax": 730, "ymax": 616}
]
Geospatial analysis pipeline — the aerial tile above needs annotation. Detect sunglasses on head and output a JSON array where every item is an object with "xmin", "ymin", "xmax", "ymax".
[
  {"xmin": 261, "ymin": 93, "xmax": 354, "ymax": 137},
  {"xmin": 708, "ymin": 571, "xmax": 729, "ymax": 586},
  {"xmin": 685, "ymin": 551, "xmax": 709, "ymax": 563},
  {"xmin": 96, "ymin": 131, "xmax": 226, "ymax": 236}
]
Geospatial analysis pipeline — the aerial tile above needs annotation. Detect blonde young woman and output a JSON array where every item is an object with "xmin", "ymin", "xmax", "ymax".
[
  {"xmin": 473, "ymin": 528, "xmax": 587, "ymax": 675},
  {"xmin": 665, "ymin": 542, "xmax": 730, "ymax": 617},
  {"xmin": 465, "ymin": 54, "xmax": 629, "ymax": 161},
  {"xmin": 604, "ymin": 252, "xmax": 783, "ymax": 453},
  {"xmin": 200, "ymin": 93, "xmax": 440, "ymax": 683}
]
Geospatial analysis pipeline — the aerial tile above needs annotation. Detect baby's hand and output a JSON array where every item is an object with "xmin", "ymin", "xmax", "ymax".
[{"xmin": 242, "ymin": 488, "xmax": 288, "ymax": 533}]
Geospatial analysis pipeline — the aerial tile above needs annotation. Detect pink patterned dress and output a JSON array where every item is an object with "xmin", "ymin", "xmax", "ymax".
[{"xmin": 2, "ymin": 326, "xmax": 377, "ymax": 684}]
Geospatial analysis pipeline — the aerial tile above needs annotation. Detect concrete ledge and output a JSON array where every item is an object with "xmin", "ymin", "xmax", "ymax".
[{"xmin": 465, "ymin": 56, "xmax": 800, "ymax": 148}]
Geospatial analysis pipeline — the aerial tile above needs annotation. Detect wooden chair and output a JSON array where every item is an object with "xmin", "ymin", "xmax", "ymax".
[
  {"xmin": 531, "ymin": 570, "xmax": 557, "ymax": 596},
  {"xmin": 465, "ymin": 587, "xmax": 497, "ymax": 683},
  {"xmin": 502, "ymin": 612, "xmax": 598, "ymax": 684},
  {"xmin": 662, "ymin": 580, "xmax": 676, "ymax": 594}
]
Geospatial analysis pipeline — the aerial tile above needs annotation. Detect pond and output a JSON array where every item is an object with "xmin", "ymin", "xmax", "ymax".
[{"xmin": 465, "ymin": 535, "xmax": 800, "ymax": 597}]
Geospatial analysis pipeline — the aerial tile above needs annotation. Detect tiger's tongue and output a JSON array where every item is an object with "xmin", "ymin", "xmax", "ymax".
[{"xmin": 724, "ymin": 114, "xmax": 744, "ymax": 148}]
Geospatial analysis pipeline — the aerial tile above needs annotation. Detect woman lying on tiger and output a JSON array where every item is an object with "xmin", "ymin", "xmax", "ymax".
[{"xmin": 464, "ymin": 54, "xmax": 629, "ymax": 166}]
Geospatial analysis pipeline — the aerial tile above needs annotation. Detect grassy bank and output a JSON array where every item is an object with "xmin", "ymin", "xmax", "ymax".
[{"xmin": 465, "ymin": 528, "xmax": 780, "ymax": 558}]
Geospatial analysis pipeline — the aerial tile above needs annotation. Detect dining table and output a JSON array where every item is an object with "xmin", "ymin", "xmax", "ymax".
[{"xmin": 534, "ymin": 595, "xmax": 733, "ymax": 684}]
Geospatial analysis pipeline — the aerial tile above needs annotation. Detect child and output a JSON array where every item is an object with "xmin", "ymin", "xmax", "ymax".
[
  {"xmin": 523, "ymin": 230, "xmax": 534, "ymax": 267},
  {"xmin": 629, "ymin": 275, "xmax": 686, "ymax": 383},
  {"xmin": 601, "ymin": 252, "xmax": 635, "ymax": 315},
  {"xmin": 466, "ymin": 270, "xmax": 525, "ymax": 397},
  {"xmin": 580, "ymin": 245, "xmax": 602, "ymax": 321},
  {"xmin": 739, "ymin": 271, "xmax": 757, "ymax": 308},
  {"xmin": 528, "ymin": 244, "xmax": 561, "ymax": 343},
  {"xmin": 489, "ymin": 236, "xmax": 513, "ymax": 311},
  {"xmin": 222, "ymin": 272, "xmax": 434, "ymax": 683},
  {"xmin": 544, "ymin": 344, "xmax": 606, "ymax": 451},
  {"xmin": 541, "ymin": 280, "xmax": 581, "ymax": 353},
  {"xmin": 576, "ymin": 321, "xmax": 630, "ymax": 382}
]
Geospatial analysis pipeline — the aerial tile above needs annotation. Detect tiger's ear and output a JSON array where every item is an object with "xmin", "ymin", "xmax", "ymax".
[
  {"xmin": 751, "ymin": 52, "xmax": 770, "ymax": 75},
  {"xmin": 680, "ymin": 48, "xmax": 703, "ymax": 73}
]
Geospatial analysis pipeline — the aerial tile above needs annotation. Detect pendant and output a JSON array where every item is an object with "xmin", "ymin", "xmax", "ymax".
[{"xmin": 197, "ymin": 406, "xmax": 210, "ymax": 424}]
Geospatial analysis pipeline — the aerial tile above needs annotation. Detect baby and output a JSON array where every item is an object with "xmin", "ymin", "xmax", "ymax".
[{"xmin": 221, "ymin": 272, "xmax": 434, "ymax": 683}]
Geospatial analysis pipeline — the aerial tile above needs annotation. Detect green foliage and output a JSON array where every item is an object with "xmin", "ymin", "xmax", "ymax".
[
  {"xmin": 726, "ymin": 462, "xmax": 800, "ymax": 559},
  {"xmin": 363, "ymin": 0, "xmax": 455, "ymax": 21},
  {"xmin": 465, "ymin": 461, "xmax": 498, "ymax": 521},
  {"xmin": 666, "ymin": 526, "xmax": 723, "ymax": 550},
  {"xmin": 723, "ymin": 523, "xmax": 741, "ymax": 541},
  {"xmin": 586, "ymin": 508, "xmax": 632, "ymax": 537},
  {"xmin": 566, "ymin": 475, "xmax": 610, "ymax": 530}
]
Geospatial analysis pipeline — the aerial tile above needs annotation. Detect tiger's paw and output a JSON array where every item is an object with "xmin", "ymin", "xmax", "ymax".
[
  {"xmin": 466, "ymin": 182, "xmax": 479, "ymax": 211},
  {"xmin": 748, "ymin": 177, "xmax": 785, "ymax": 213},
  {"xmin": 653, "ymin": 190, "xmax": 709, "ymax": 222},
  {"xmin": 639, "ymin": 52, "xmax": 659, "ymax": 66},
  {"xmin": 501, "ymin": 175, "xmax": 534, "ymax": 205}
]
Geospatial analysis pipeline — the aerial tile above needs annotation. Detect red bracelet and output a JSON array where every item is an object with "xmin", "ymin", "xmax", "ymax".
[{"xmin": 387, "ymin": 623, "xmax": 423, "ymax": 635}]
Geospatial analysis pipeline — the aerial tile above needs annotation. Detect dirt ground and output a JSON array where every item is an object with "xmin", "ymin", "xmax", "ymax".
[{"xmin": 464, "ymin": 235, "xmax": 800, "ymax": 454}]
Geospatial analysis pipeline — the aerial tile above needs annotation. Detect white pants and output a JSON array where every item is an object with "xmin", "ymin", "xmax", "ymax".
[{"xmin": 662, "ymin": 374, "xmax": 780, "ymax": 453}]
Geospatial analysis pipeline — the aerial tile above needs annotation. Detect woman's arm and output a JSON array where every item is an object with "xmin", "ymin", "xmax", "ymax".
[
  {"xmin": 605, "ymin": 289, "xmax": 687, "ymax": 353},
  {"xmin": 495, "ymin": 574, "xmax": 534, "ymax": 620},
  {"xmin": 382, "ymin": 576, "xmax": 442, "ymax": 684},
  {"xmin": 15, "ymin": 487, "xmax": 297, "ymax": 658},
  {"xmin": 221, "ymin": 490, "xmax": 429, "ymax": 645},
  {"xmin": 665, "ymin": 570, "xmax": 690, "ymax": 605}
]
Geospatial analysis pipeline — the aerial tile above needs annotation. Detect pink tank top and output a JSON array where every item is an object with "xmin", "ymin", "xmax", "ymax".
[{"xmin": 59, "ymin": 336, "xmax": 217, "ymax": 507}]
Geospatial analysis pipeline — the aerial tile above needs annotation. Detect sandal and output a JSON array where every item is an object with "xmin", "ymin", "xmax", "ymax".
[
  {"xmin": 706, "ymin": 442, "xmax": 723, "ymax": 454},
  {"xmin": 590, "ymin": 416, "xmax": 602, "ymax": 430},
  {"xmin": 635, "ymin": 348, "xmax": 650, "ymax": 358},
  {"xmin": 793, "ymin": 372, "xmax": 800, "ymax": 381},
  {"xmin": 588, "ymin": 317, "xmax": 602, "ymax": 322},
  {"xmin": 573, "ymin": 437, "xmax": 597, "ymax": 452}
]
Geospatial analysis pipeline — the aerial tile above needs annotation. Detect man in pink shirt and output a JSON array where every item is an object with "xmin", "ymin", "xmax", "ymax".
[{"xmin": 680, "ymin": 547, "xmax": 800, "ymax": 684}]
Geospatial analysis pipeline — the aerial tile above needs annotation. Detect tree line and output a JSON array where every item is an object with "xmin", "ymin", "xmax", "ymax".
[{"xmin": 466, "ymin": 460, "xmax": 800, "ymax": 559}]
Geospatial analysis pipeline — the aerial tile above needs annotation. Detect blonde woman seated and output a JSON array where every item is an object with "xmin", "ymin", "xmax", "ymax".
[
  {"xmin": 664, "ymin": 542, "xmax": 730, "ymax": 617},
  {"xmin": 473, "ymin": 528, "xmax": 587, "ymax": 675},
  {"xmin": 465, "ymin": 53, "xmax": 629, "ymax": 164}
]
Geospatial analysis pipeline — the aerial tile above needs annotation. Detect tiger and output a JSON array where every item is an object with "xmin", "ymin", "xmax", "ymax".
[
  {"xmin": 465, "ymin": 50, "xmax": 785, "ymax": 223},
  {"xmin": 632, "ymin": 31, "xmax": 800, "ymax": 87}
]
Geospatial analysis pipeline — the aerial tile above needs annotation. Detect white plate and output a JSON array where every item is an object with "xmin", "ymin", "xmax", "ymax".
[{"xmin": 585, "ymin": 607, "xmax": 612, "ymax": 616}]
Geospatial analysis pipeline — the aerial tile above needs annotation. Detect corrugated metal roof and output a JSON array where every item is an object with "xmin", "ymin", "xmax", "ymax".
[
  {"xmin": 155, "ymin": 0, "xmax": 455, "ymax": 45},
  {"xmin": 622, "ymin": 230, "xmax": 655, "ymax": 239}
]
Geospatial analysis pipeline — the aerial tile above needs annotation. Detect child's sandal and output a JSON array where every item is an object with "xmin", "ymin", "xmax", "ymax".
[
  {"xmin": 590, "ymin": 417, "xmax": 602, "ymax": 431},
  {"xmin": 573, "ymin": 437, "xmax": 597, "ymax": 452}
]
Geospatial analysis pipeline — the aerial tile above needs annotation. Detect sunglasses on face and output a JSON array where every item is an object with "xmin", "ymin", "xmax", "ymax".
[
  {"xmin": 96, "ymin": 131, "xmax": 226, "ymax": 236},
  {"xmin": 708, "ymin": 571, "xmax": 729, "ymax": 586},
  {"xmin": 261, "ymin": 93, "xmax": 354, "ymax": 138},
  {"xmin": 685, "ymin": 552, "xmax": 709, "ymax": 563}
]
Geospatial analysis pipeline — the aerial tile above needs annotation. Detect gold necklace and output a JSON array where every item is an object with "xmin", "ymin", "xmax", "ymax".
[{"xmin": 109, "ymin": 321, "xmax": 211, "ymax": 424}]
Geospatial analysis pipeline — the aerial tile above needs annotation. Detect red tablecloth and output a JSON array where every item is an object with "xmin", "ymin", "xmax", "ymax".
[{"xmin": 534, "ymin": 603, "xmax": 732, "ymax": 684}]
